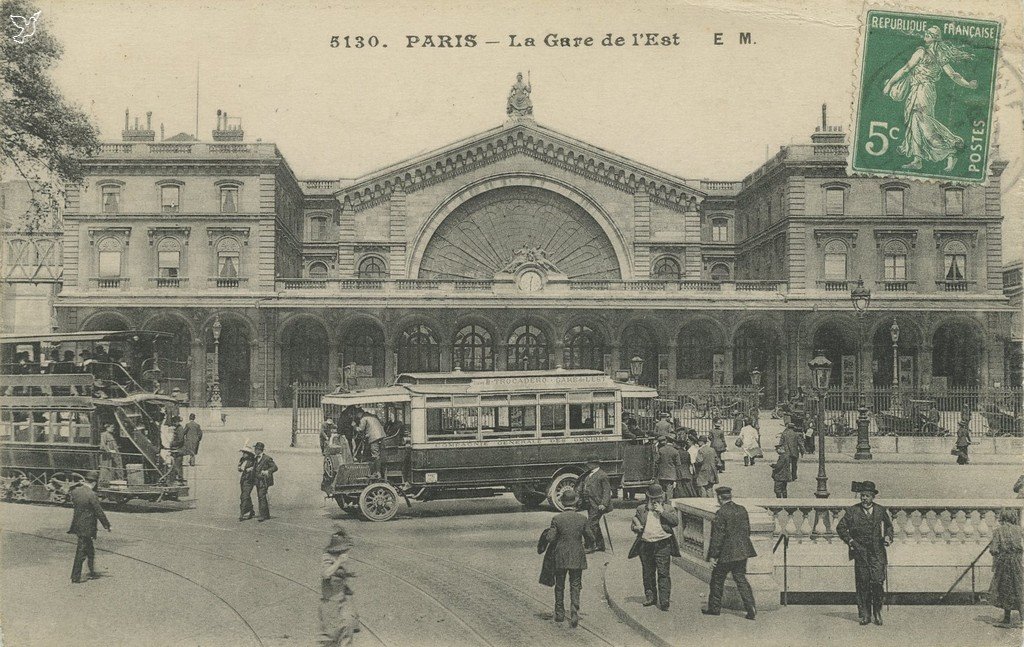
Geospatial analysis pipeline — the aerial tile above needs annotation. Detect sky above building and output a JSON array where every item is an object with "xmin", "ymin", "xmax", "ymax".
[{"xmin": 33, "ymin": 0, "xmax": 1024, "ymax": 259}]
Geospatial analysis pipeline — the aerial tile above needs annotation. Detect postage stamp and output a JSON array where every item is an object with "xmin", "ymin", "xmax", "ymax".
[{"xmin": 851, "ymin": 10, "xmax": 1001, "ymax": 183}]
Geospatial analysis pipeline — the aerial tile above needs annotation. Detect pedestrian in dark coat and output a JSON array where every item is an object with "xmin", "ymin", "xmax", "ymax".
[
  {"xmin": 544, "ymin": 489, "xmax": 593, "ymax": 627},
  {"xmin": 710, "ymin": 422, "xmax": 727, "ymax": 472},
  {"xmin": 67, "ymin": 471, "xmax": 111, "ymax": 583},
  {"xmin": 575, "ymin": 457, "xmax": 611, "ymax": 552},
  {"xmin": 954, "ymin": 421, "xmax": 972, "ymax": 465},
  {"xmin": 238, "ymin": 444, "xmax": 257, "ymax": 521},
  {"xmin": 183, "ymin": 413, "xmax": 203, "ymax": 466},
  {"xmin": 655, "ymin": 435, "xmax": 682, "ymax": 494},
  {"xmin": 836, "ymin": 481, "xmax": 894, "ymax": 626},
  {"xmin": 653, "ymin": 412, "xmax": 674, "ymax": 440},
  {"xmin": 673, "ymin": 437, "xmax": 698, "ymax": 498},
  {"xmin": 318, "ymin": 527, "xmax": 357, "ymax": 647},
  {"xmin": 629, "ymin": 484, "xmax": 681, "ymax": 611},
  {"xmin": 770, "ymin": 445, "xmax": 793, "ymax": 498},
  {"xmin": 252, "ymin": 442, "xmax": 279, "ymax": 521},
  {"xmin": 702, "ymin": 486, "xmax": 757, "ymax": 620},
  {"xmin": 988, "ymin": 508, "xmax": 1024, "ymax": 628},
  {"xmin": 693, "ymin": 437, "xmax": 718, "ymax": 497},
  {"xmin": 779, "ymin": 422, "xmax": 803, "ymax": 480}
]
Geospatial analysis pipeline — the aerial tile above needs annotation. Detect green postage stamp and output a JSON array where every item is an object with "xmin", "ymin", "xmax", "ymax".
[{"xmin": 851, "ymin": 10, "xmax": 1001, "ymax": 183}]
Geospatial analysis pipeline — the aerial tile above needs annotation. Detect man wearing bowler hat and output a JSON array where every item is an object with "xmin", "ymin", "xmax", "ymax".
[
  {"xmin": 252, "ymin": 442, "xmax": 279, "ymax": 521},
  {"xmin": 703, "ymin": 485, "xmax": 757, "ymax": 619},
  {"xmin": 545, "ymin": 489, "xmax": 593, "ymax": 627},
  {"xmin": 837, "ymin": 480, "xmax": 894, "ymax": 626},
  {"xmin": 575, "ymin": 456, "xmax": 611, "ymax": 553},
  {"xmin": 629, "ymin": 484, "xmax": 681, "ymax": 611},
  {"xmin": 67, "ymin": 470, "xmax": 112, "ymax": 583}
]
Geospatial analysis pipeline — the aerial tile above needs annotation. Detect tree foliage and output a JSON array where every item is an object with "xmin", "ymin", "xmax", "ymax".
[{"xmin": 1, "ymin": 0, "xmax": 99, "ymax": 231}]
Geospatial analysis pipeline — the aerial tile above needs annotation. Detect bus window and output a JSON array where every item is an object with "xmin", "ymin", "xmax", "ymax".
[
  {"xmin": 12, "ymin": 411, "xmax": 30, "ymax": 441},
  {"xmin": 482, "ymin": 405, "xmax": 536, "ymax": 439},
  {"xmin": 426, "ymin": 407, "xmax": 479, "ymax": 441},
  {"xmin": 0, "ymin": 410, "xmax": 12, "ymax": 440},
  {"xmin": 31, "ymin": 412, "xmax": 48, "ymax": 442},
  {"xmin": 569, "ymin": 402, "xmax": 615, "ymax": 435},
  {"xmin": 53, "ymin": 411, "xmax": 73, "ymax": 443},
  {"xmin": 72, "ymin": 413, "xmax": 93, "ymax": 444},
  {"xmin": 540, "ymin": 404, "xmax": 567, "ymax": 437}
]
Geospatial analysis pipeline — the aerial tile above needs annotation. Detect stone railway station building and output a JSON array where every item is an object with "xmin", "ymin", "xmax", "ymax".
[{"xmin": 38, "ymin": 103, "xmax": 1016, "ymax": 407}]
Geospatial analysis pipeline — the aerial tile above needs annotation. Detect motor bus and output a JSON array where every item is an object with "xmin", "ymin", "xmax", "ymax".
[
  {"xmin": 320, "ymin": 368, "xmax": 658, "ymax": 521},
  {"xmin": 0, "ymin": 331, "xmax": 189, "ymax": 505}
]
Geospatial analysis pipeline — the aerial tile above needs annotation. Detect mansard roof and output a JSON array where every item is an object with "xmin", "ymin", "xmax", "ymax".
[{"xmin": 336, "ymin": 120, "xmax": 705, "ymax": 211}]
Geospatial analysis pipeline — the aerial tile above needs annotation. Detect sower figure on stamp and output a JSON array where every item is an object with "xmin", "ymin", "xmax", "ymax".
[
  {"xmin": 702, "ymin": 486, "xmax": 757, "ymax": 620},
  {"xmin": 238, "ymin": 443, "xmax": 257, "ymax": 521},
  {"xmin": 628, "ymin": 484, "xmax": 681, "ymax": 611},
  {"xmin": 836, "ymin": 480, "xmax": 894, "ymax": 626},
  {"xmin": 68, "ymin": 470, "xmax": 111, "ymax": 583},
  {"xmin": 545, "ymin": 489, "xmax": 592, "ymax": 627},
  {"xmin": 318, "ymin": 527, "xmax": 358, "ymax": 647},
  {"xmin": 575, "ymin": 456, "xmax": 611, "ymax": 553}
]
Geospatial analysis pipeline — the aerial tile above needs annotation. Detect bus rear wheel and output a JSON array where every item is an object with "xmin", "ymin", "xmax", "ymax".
[
  {"xmin": 358, "ymin": 483, "xmax": 399, "ymax": 522},
  {"xmin": 547, "ymin": 473, "xmax": 580, "ymax": 511}
]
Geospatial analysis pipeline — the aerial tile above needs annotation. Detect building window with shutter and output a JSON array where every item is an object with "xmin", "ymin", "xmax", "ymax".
[
  {"xmin": 884, "ymin": 188, "xmax": 905, "ymax": 216},
  {"xmin": 220, "ymin": 186, "xmax": 238, "ymax": 213},
  {"xmin": 712, "ymin": 218, "xmax": 729, "ymax": 242},
  {"xmin": 823, "ymin": 240, "xmax": 848, "ymax": 280},
  {"xmin": 97, "ymin": 238, "xmax": 123, "ymax": 278},
  {"xmin": 216, "ymin": 237, "xmax": 241, "ymax": 277},
  {"xmin": 825, "ymin": 187, "xmax": 845, "ymax": 215},
  {"xmin": 157, "ymin": 238, "xmax": 181, "ymax": 278},
  {"xmin": 944, "ymin": 188, "xmax": 964, "ymax": 216},
  {"xmin": 160, "ymin": 185, "xmax": 180, "ymax": 213},
  {"xmin": 883, "ymin": 241, "xmax": 908, "ymax": 281},
  {"xmin": 101, "ymin": 185, "xmax": 120, "ymax": 214},
  {"xmin": 943, "ymin": 240, "xmax": 968, "ymax": 282}
]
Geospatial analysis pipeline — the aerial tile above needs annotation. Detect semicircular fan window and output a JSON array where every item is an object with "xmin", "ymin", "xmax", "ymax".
[{"xmin": 418, "ymin": 186, "xmax": 622, "ymax": 281}]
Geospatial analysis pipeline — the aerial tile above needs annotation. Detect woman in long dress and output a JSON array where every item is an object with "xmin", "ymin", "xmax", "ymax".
[
  {"xmin": 883, "ymin": 26, "xmax": 978, "ymax": 172},
  {"xmin": 989, "ymin": 508, "xmax": 1024, "ymax": 628}
]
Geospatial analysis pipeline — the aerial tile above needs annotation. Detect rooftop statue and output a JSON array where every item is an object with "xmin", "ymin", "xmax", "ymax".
[
  {"xmin": 507, "ymin": 72, "xmax": 533, "ymax": 118},
  {"xmin": 502, "ymin": 246, "xmax": 559, "ymax": 273}
]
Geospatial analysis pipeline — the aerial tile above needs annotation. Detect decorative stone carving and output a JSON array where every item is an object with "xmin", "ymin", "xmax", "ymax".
[
  {"xmin": 873, "ymin": 229, "xmax": 917, "ymax": 249},
  {"xmin": 506, "ymin": 72, "xmax": 533, "ymax": 118},
  {"xmin": 933, "ymin": 229, "xmax": 978, "ymax": 249},
  {"xmin": 813, "ymin": 228, "xmax": 858, "ymax": 248},
  {"xmin": 501, "ymin": 246, "xmax": 560, "ymax": 273},
  {"xmin": 147, "ymin": 226, "xmax": 191, "ymax": 246}
]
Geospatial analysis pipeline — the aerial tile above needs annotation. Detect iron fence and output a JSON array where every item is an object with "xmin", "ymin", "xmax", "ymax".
[
  {"xmin": 805, "ymin": 387, "xmax": 1023, "ymax": 437},
  {"xmin": 625, "ymin": 386, "xmax": 761, "ymax": 435},
  {"xmin": 291, "ymin": 382, "xmax": 329, "ymax": 446}
]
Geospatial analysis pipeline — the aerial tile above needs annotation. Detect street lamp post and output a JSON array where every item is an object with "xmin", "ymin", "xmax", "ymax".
[
  {"xmin": 807, "ymin": 351, "xmax": 833, "ymax": 499},
  {"xmin": 890, "ymin": 318, "xmax": 901, "ymax": 390},
  {"xmin": 851, "ymin": 281, "xmax": 873, "ymax": 460},
  {"xmin": 629, "ymin": 355, "xmax": 644, "ymax": 385},
  {"xmin": 210, "ymin": 315, "xmax": 223, "ymax": 408}
]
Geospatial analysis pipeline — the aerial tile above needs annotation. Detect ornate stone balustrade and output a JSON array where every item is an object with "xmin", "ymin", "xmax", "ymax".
[{"xmin": 750, "ymin": 499, "xmax": 1024, "ymax": 545}]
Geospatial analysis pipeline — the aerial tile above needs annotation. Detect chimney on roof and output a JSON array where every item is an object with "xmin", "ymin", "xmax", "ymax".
[
  {"xmin": 122, "ymin": 108, "xmax": 156, "ymax": 142},
  {"xmin": 811, "ymin": 102, "xmax": 845, "ymax": 144},
  {"xmin": 212, "ymin": 108, "xmax": 244, "ymax": 141},
  {"xmin": 822, "ymin": 103, "xmax": 827, "ymax": 130},
  {"xmin": 160, "ymin": 123, "xmax": 165, "ymax": 141}
]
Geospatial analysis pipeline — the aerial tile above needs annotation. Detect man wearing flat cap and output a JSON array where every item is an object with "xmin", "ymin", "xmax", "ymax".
[
  {"xmin": 836, "ymin": 481, "xmax": 894, "ymax": 626},
  {"xmin": 544, "ymin": 489, "xmax": 593, "ymax": 627},
  {"xmin": 629, "ymin": 484, "xmax": 681, "ymax": 611},
  {"xmin": 703, "ymin": 486, "xmax": 757, "ymax": 620},
  {"xmin": 67, "ymin": 470, "xmax": 111, "ymax": 583},
  {"xmin": 319, "ymin": 527, "xmax": 357, "ymax": 646},
  {"xmin": 575, "ymin": 456, "xmax": 611, "ymax": 553}
]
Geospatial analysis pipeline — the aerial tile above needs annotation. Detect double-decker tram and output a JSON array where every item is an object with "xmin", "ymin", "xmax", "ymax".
[
  {"xmin": 0, "ymin": 331, "xmax": 190, "ymax": 505},
  {"xmin": 321, "ymin": 369, "xmax": 658, "ymax": 521}
]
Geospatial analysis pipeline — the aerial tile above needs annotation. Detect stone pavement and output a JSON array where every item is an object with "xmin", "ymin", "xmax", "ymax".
[{"xmin": 600, "ymin": 552, "xmax": 1022, "ymax": 647}]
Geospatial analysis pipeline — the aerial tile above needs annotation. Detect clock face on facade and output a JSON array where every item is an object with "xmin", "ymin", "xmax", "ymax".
[{"xmin": 518, "ymin": 270, "xmax": 544, "ymax": 292}]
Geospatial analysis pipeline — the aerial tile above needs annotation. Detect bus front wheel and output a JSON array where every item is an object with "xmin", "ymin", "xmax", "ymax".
[
  {"xmin": 358, "ymin": 483, "xmax": 399, "ymax": 522},
  {"xmin": 547, "ymin": 473, "xmax": 580, "ymax": 511},
  {"xmin": 513, "ymin": 486, "xmax": 546, "ymax": 509}
]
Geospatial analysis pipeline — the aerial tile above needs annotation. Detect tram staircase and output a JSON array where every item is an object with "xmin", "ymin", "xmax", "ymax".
[{"xmin": 98, "ymin": 365, "xmax": 174, "ymax": 484}]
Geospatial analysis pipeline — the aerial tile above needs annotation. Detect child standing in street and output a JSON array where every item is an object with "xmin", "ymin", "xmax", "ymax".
[{"xmin": 770, "ymin": 444, "xmax": 793, "ymax": 498}]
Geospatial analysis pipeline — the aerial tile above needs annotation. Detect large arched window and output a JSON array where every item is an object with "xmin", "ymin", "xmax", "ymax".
[
  {"xmin": 823, "ymin": 239, "xmax": 848, "ymax": 280},
  {"xmin": 308, "ymin": 261, "xmax": 329, "ymax": 279},
  {"xmin": 358, "ymin": 256, "xmax": 387, "ymax": 280},
  {"xmin": 216, "ymin": 237, "xmax": 241, "ymax": 278},
  {"xmin": 507, "ymin": 324, "xmax": 549, "ymax": 370},
  {"xmin": 97, "ymin": 237, "xmax": 123, "ymax": 278},
  {"xmin": 563, "ymin": 325, "xmax": 605, "ymax": 370},
  {"xmin": 453, "ymin": 325, "xmax": 494, "ymax": 371},
  {"xmin": 341, "ymin": 322, "xmax": 385, "ymax": 378},
  {"xmin": 398, "ymin": 324, "xmax": 440, "ymax": 373},
  {"xmin": 651, "ymin": 256, "xmax": 681, "ymax": 280},
  {"xmin": 156, "ymin": 238, "xmax": 181, "ymax": 278},
  {"xmin": 882, "ymin": 240, "xmax": 908, "ymax": 282},
  {"xmin": 943, "ymin": 240, "xmax": 968, "ymax": 283},
  {"xmin": 710, "ymin": 263, "xmax": 730, "ymax": 282}
]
